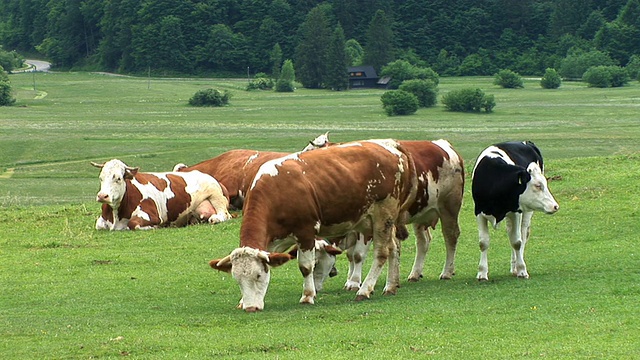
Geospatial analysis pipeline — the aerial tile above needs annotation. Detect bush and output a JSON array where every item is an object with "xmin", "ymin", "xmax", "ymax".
[
  {"xmin": 398, "ymin": 79, "xmax": 438, "ymax": 107},
  {"xmin": 380, "ymin": 60, "xmax": 439, "ymax": 89},
  {"xmin": 188, "ymin": 88, "xmax": 231, "ymax": 107},
  {"xmin": 583, "ymin": 66, "xmax": 629, "ymax": 88},
  {"xmin": 246, "ymin": 77, "xmax": 274, "ymax": 91},
  {"xmin": 540, "ymin": 68, "xmax": 562, "ymax": 89},
  {"xmin": 380, "ymin": 90, "xmax": 419, "ymax": 116},
  {"xmin": 0, "ymin": 81, "xmax": 15, "ymax": 106},
  {"xmin": 625, "ymin": 55, "xmax": 640, "ymax": 81},
  {"xmin": 275, "ymin": 59, "xmax": 295, "ymax": 93},
  {"xmin": 559, "ymin": 50, "xmax": 616, "ymax": 79},
  {"xmin": 494, "ymin": 69, "xmax": 524, "ymax": 88},
  {"xmin": 442, "ymin": 88, "xmax": 495, "ymax": 113}
]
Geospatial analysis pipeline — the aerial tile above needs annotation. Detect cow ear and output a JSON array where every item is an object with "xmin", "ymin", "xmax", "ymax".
[
  {"xmin": 209, "ymin": 255, "xmax": 233, "ymax": 273},
  {"xmin": 124, "ymin": 167, "xmax": 139, "ymax": 179},
  {"xmin": 518, "ymin": 169, "xmax": 531, "ymax": 185},
  {"xmin": 323, "ymin": 245, "xmax": 343, "ymax": 256},
  {"xmin": 267, "ymin": 253, "xmax": 293, "ymax": 268}
]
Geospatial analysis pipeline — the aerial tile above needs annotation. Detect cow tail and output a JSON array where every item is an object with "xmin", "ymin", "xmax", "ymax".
[{"xmin": 396, "ymin": 143, "xmax": 419, "ymax": 236}]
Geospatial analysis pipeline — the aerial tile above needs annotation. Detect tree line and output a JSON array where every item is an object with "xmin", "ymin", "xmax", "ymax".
[{"xmin": 1, "ymin": 0, "xmax": 639, "ymax": 86}]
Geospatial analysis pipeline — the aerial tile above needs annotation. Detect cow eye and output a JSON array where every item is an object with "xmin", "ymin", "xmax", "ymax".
[{"xmin": 535, "ymin": 183, "xmax": 544, "ymax": 191}]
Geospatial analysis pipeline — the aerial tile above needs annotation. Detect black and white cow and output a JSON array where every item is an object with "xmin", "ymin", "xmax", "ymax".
[{"xmin": 472, "ymin": 141, "xmax": 559, "ymax": 281}]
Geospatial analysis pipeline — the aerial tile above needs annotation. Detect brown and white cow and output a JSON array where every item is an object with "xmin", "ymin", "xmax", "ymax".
[
  {"xmin": 173, "ymin": 150, "xmax": 287, "ymax": 210},
  {"xmin": 92, "ymin": 159, "xmax": 231, "ymax": 230},
  {"xmin": 209, "ymin": 139, "xmax": 418, "ymax": 311},
  {"xmin": 306, "ymin": 136, "xmax": 465, "ymax": 291},
  {"xmin": 173, "ymin": 133, "xmax": 330, "ymax": 210}
]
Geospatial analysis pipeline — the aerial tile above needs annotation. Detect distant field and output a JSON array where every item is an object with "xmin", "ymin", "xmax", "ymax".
[
  {"xmin": 2, "ymin": 72, "xmax": 639, "ymax": 205},
  {"xmin": 1, "ymin": 72, "xmax": 639, "ymax": 359}
]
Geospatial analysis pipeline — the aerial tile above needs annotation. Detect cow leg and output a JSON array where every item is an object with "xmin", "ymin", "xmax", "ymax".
[
  {"xmin": 355, "ymin": 206, "xmax": 396, "ymax": 301},
  {"xmin": 206, "ymin": 195, "xmax": 232, "ymax": 224},
  {"xmin": 344, "ymin": 233, "xmax": 370, "ymax": 291},
  {"xmin": 127, "ymin": 216, "xmax": 159, "ymax": 230},
  {"xmin": 506, "ymin": 212, "xmax": 529, "ymax": 279},
  {"xmin": 383, "ymin": 232, "xmax": 401, "ymax": 295},
  {"xmin": 439, "ymin": 207, "xmax": 461, "ymax": 280},
  {"xmin": 476, "ymin": 215, "xmax": 491, "ymax": 281},
  {"xmin": 407, "ymin": 224, "xmax": 431, "ymax": 282},
  {"xmin": 511, "ymin": 211, "xmax": 533, "ymax": 278},
  {"xmin": 297, "ymin": 247, "xmax": 316, "ymax": 304}
]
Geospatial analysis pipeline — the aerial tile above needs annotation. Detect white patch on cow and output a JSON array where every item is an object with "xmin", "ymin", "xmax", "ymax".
[
  {"xmin": 314, "ymin": 221, "xmax": 322, "ymax": 232},
  {"xmin": 367, "ymin": 139, "xmax": 403, "ymax": 158},
  {"xmin": 245, "ymin": 152, "xmax": 260, "ymax": 165},
  {"xmin": 131, "ymin": 174, "xmax": 175, "ymax": 223},
  {"xmin": 336, "ymin": 142, "xmax": 363, "ymax": 148},
  {"xmin": 229, "ymin": 247, "xmax": 271, "ymax": 311},
  {"xmin": 472, "ymin": 145, "xmax": 515, "ymax": 177},
  {"xmin": 433, "ymin": 139, "xmax": 462, "ymax": 165},
  {"xmin": 251, "ymin": 153, "xmax": 302, "ymax": 190}
]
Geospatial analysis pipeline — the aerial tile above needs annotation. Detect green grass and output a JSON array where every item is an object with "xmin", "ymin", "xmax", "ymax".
[{"xmin": 1, "ymin": 72, "xmax": 640, "ymax": 358}]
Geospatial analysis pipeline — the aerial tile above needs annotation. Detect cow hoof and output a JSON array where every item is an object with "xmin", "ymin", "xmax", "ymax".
[
  {"xmin": 244, "ymin": 306, "xmax": 261, "ymax": 313},
  {"xmin": 382, "ymin": 289, "xmax": 397, "ymax": 296},
  {"xmin": 516, "ymin": 273, "xmax": 530, "ymax": 279},
  {"xmin": 407, "ymin": 274, "xmax": 422, "ymax": 282},
  {"xmin": 354, "ymin": 294, "xmax": 370, "ymax": 302},
  {"xmin": 477, "ymin": 276, "xmax": 489, "ymax": 282},
  {"xmin": 439, "ymin": 274, "xmax": 453, "ymax": 280},
  {"xmin": 299, "ymin": 296, "xmax": 315, "ymax": 305},
  {"xmin": 343, "ymin": 282, "xmax": 361, "ymax": 292}
]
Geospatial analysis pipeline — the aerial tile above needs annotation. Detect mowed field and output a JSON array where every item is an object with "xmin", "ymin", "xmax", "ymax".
[{"xmin": 1, "ymin": 72, "xmax": 639, "ymax": 359}]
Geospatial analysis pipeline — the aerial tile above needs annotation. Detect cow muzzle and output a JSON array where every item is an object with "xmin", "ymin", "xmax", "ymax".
[{"xmin": 96, "ymin": 193, "xmax": 110, "ymax": 203}]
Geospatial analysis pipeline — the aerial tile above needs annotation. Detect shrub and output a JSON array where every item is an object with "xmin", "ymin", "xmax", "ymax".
[
  {"xmin": 540, "ymin": 68, "xmax": 562, "ymax": 89},
  {"xmin": 380, "ymin": 60, "xmax": 439, "ymax": 89},
  {"xmin": 583, "ymin": 66, "xmax": 629, "ymax": 88},
  {"xmin": 398, "ymin": 79, "xmax": 438, "ymax": 107},
  {"xmin": 0, "ymin": 81, "xmax": 15, "ymax": 106},
  {"xmin": 625, "ymin": 55, "xmax": 640, "ymax": 81},
  {"xmin": 246, "ymin": 77, "xmax": 274, "ymax": 91},
  {"xmin": 275, "ymin": 59, "xmax": 295, "ymax": 92},
  {"xmin": 559, "ymin": 50, "xmax": 616, "ymax": 79},
  {"xmin": 380, "ymin": 90, "xmax": 419, "ymax": 116},
  {"xmin": 442, "ymin": 88, "xmax": 495, "ymax": 113},
  {"xmin": 188, "ymin": 88, "xmax": 231, "ymax": 107},
  {"xmin": 494, "ymin": 69, "xmax": 523, "ymax": 88}
]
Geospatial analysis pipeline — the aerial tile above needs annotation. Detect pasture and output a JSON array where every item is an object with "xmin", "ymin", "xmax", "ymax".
[{"xmin": 1, "ymin": 72, "xmax": 639, "ymax": 358}]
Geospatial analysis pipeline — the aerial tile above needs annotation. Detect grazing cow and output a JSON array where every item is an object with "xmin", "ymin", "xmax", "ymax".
[
  {"xmin": 92, "ymin": 159, "xmax": 231, "ymax": 230},
  {"xmin": 308, "ymin": 138, "xmax": 465, "ymax": 291},
  {"xmin": 209, "ymin": 139, "xmax": 418, "ymax": 312},
  {"xmin": 472, "ymin": 141, "xmax": 559, "ymax": 281}
]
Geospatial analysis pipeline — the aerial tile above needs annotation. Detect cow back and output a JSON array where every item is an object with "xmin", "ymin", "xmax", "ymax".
[
  {"xmin": 240, "ymin": 139, "xmax": 417, "ymax": 250},
  {"xmin": 178, "ymin": 149, "xmax": 288, "ymax": 207}
]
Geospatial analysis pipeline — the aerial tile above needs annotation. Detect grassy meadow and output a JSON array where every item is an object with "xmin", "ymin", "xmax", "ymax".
[{"xmin": 1, "ymin": 72, "xmax": 639, "ymax": 359}]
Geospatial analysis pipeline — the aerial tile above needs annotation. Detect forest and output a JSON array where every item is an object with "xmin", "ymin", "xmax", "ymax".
[{"xmin": 1, "ymin": 0, "xmax": 640, "ymax": 80}]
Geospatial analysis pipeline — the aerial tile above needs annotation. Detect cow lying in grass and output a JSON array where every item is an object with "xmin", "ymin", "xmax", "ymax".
[{"xmin": 92, "ymin": 159, "xmax": 231, "ymax": 230}]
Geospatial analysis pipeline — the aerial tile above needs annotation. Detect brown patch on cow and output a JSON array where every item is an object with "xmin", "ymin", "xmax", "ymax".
[
  {"xmin": 165, "ymin": 174, "xmax": 190, "ymax": 221},
  {"xmin": 134, "ymin": 173, "xmax": 168, "ymax": 191},
  {"xmin": 100, "ymin": 203, "xmax": 114, "ymax": 223}
]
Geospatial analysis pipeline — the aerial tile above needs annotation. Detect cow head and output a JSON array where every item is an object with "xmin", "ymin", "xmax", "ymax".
[
  {"xmin": 519, "ymin": 162, "xmax": 559, "ymax": 214},
  {"xmin": 209, "ymin": 247, "xmax": 292, "ymax": 312},
  {"xmin": 91, "ymin": 159, "xmax": 139, "ymax": 207},
  {"xmin": 301, "ymin": 132, "xmax": 331, "ymax": 152}
]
